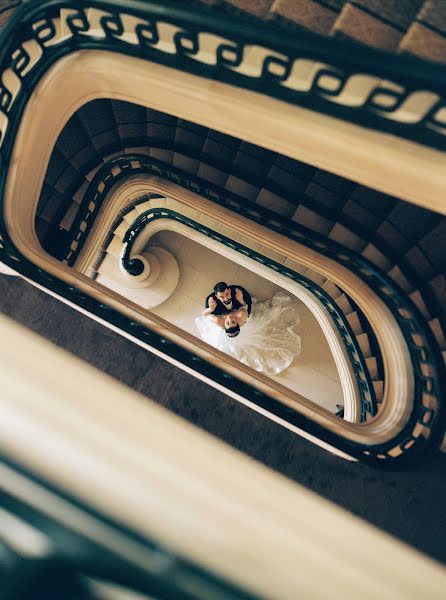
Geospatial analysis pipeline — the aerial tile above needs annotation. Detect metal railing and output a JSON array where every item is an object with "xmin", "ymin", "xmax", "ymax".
[
  {"xmin": 59, "ymin": 154, "xmax": 446, "ymax": 464},
  {"xmin": 1, "ymin": 0, "xmax": 446, "ymax": 158},
  {"xmin": 120, "ymin": 204, "xmax": 377, "ymax": 422},
  {"xmin": 0, "ymin": 0, "xmax": 445, "ymax": 464}
]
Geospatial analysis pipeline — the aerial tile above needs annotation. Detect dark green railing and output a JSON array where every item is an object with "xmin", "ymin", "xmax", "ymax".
[
  {"xmin": 120, "ymin": 204, "xmax": 377, "ymax": 422},
  {"xmin": 60, "ymin": 154, "xmax": 445, "ymax": 464},
  {"xmin": 0, "ymin": 0, "xmax": 445, "ymax": 464},
  {"xmin": 1, "ymin": 0, "xmax": 446, "ymax": 158},
  {"xmin": 121, "ymin": 233, "xmax": 146, "ymax": 277}
]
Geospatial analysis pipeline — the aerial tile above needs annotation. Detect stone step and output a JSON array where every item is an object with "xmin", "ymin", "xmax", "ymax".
[
  {"xmin": 373, "ymin": 379, "xmax": 384, "ymax": 403},
  {"xmin": 292, "ymin": 205, "xmax": 334, "ymax": 236},
  {"xmin": 365, "ymin": 356, "xmax": 379, "ymax": 380},
  {"xmin": 336, "ymin": 293, "xmax": 354, "ymax": 317},
  {"xmin": 346, "ymin": 311, "xmax": 363, "ymax": 336},
  {"xmin": 399, "ymin": 0, "xmax": 446, "ymax": 64},
  {"xmin": 97, "ymin": 246, "xmax": 180, "ymax": 309},
  {"xmin": 329, "ymin": 223, "xmax": 366, "ymax": 253},
  {"xmin": 429, "ymin": 318, "xmax": 446, "ymax": 351},
  {"xmin": 304, "ymin": 268, "xmax": 327, "ymax": 287},
  {"xmin": 269, "ymin": 0, "xmax": 345, "ymax": 36},
  {"xmin": 332, "ymin": 0, "xmax": 423, "ymax": 52},
  {"xmin": 322, "ymin": 280, "xmax": 343, "ymax": 300},
  {"xmin": 356, "ymin": 332, "xmax": 372, "ymax": 358}
]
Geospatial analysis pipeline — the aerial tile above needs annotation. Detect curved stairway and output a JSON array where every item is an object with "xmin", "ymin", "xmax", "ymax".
[
  {"xmin": 76, "ymin": 181, "xmax": 379, "ymax": 419},
  {"xmin": 96, "ymin": 245, "xmax": 180, "ymax": 309},
  {"xmin": 34, "ymin": 98, "xmax": 446, "ymax": 391},
  {"xmin": 0, "ymin": 0, "xmax": 443, "ymax": 460},
  {"xmin": 34, "ymin": 102, "xmax": 393, "ymax": 414}
]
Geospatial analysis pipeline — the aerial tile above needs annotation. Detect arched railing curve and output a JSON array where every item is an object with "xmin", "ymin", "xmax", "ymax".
[
  {"xmin": 120, "ymin": 204, "xmax": 377, "ymax": 422},
  {"xmin": 48, "ymin": 154, "xmax": 446, "ymax": 465},
  {"xmin": 0, "ymin": 0, "xmax": 446, "ymax": 161},
  {"xmin": 0, "ymin": 1, "xmax": 445, "ymax": 464}
]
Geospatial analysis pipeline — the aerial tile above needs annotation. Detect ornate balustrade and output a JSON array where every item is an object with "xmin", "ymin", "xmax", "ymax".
[
  {"xmin": 47, "ymin": 154, "xmax": 444, "ymax": 465},
  {"xmin": 0, "ymin": 0, "xmax": 446, "ymax": 161},
  {"xmin": 0, "ymin": 1, "xmax": 445, "ymax": 464},
  {"xmin": 119, "ymin": 202, "xmax": 377, "ymax": 422}
]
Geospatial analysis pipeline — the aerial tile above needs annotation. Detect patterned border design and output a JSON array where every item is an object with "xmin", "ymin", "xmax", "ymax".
[
  {"xmin": 52, "ymin": 154, "xmax": 445, "ymax": 464},
  {"xmin": 0, "ymin": 0, "xmax": 445, "ymax": 160},
  {"xmin": 0, "ymin": 2, "xmax": 445, "ymax": 463}
]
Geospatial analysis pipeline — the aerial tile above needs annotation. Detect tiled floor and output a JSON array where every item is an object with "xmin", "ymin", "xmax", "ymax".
[{"xmin": 151, "ymin": 231, "xmax": 343, "ymax": 413}]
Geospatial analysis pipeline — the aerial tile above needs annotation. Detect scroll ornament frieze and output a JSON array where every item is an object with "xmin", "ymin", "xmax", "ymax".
[
  {"xmin": 0, "ymin": 1, "xmax": 446, "ymax": 156},
  {"xmin": 56, "ymin": 154, "xmax": 445, "ymax": 463}
]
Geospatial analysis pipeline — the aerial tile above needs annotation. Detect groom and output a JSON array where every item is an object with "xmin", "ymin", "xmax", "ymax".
[{"xmin": 202, "ymin": 282, "xmax": 252, "ymax": 337}]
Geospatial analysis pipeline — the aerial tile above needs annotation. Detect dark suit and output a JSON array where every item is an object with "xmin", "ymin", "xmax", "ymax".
[{"xmin": 205, "ymin": 285, "xmax": 252, "ymax": 317}]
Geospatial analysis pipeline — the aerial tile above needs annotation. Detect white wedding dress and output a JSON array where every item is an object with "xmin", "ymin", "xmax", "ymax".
[{"xmin": 195, "ymin": 292, "xmax": 301, "ymax": 375}]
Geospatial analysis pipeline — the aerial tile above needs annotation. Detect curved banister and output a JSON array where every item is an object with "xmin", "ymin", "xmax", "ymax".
[
  {"xmin": 47, "ymin": 154, "xmax": 445, "ymax": 463},
  {"xmin": 0, "ymin": 1, "xmax": 445, "ymax": 463},
  {"xmin": 120, "ymin": 237, "xmax": 146, "ymax": 277},
  {"xmin": 117, "ymin": 203, "xmax": 377, "ymax": 422},
  {"xmin": 0, "ymin": 0, "xmax": 445, "ymax": 155}
]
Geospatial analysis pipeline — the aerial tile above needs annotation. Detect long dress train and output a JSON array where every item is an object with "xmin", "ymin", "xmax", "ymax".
[{"xmin": 195, "ymin": 291, "xmax": 301, "ymax": 375}]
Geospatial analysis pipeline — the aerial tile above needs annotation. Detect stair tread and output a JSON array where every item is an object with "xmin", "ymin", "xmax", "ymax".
[
  {"xmin": 122, "ymin": 208, "xmax": 141, "ymax": 225},
  {"xmin": 373, "ymin": 379, "xmax": 384, "ymax": 402},
  {"xmin": 409, "ymin": 289, "xmax": 432, "ymax": 320},
  {"xmin": 346, "ymin": 311, "xmax": 363, "ymax": 335},
  {"xmin": 59, "ymin": 202, "xmax": 79, "ymax": 231},
  {"xmin": 292, "ymin": 205, "xmax": 334, "ymax": 235},
  {"xmin": 361, "ymin": 243, "xmax": 393, "ymax": 271},
  {"xmin": 356, "ymin": 332, "xmax": 372, "ymax": 358},
  {"xmin": 304, "ymin": 268, "xmax": 327, "ymax": 286},
  {"xmin": 365, "ymin": 356, "xmax": 379, "ymax": 380},
  {"xmin": 329, "ymin": 223, "xmax": 366, "ymax": 252},
  {"xmin": 269, "ymin": 0, "xmax": 341, "ymax": 36},
  {"xmin": 429, "ymin": 318, "xmax": 446, "ymax": 350},
  {"xmin": 105, "ymin": 235, "xmax": 124, "ymax": 257},
  {"xmin": 336, "ymin": 294, "xmax": 354, "ymax": 316},
  {"xmin": 322, "ymin": 280, "xmax": 343, "ymax": 299}
]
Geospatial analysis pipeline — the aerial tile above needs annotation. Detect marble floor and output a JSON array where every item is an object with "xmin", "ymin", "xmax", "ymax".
[{"xmin": 150, "ymin": 230, "xmax": 343, "ymax": 413}]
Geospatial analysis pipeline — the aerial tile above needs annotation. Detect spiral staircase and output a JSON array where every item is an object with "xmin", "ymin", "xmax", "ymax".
[
  {"xmin": 32, "ymin": 94, "xmax": 446, "ymax": 420},
  {"xmin": 1, "ymin": 1, "xmax": 446, "ymax": 598},
  {"xmin": 0, "ymin": 0, "xmax": 444, "ymax": 455},
  {"xmin": 34, "ymin": 98, "xmax": 392, "ymax": 403}
]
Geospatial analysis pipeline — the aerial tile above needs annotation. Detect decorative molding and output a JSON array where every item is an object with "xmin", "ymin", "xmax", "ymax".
[
  {"xmin": 5, "ymin": 153, "xmax": 441, "ymax": 464},
  {"xmin": 1, "ymin": 0, "xmax": 446, "ymax": 154},
  {"xmin": 0, "ymin": 1, "xmax": 446, "ymax": 213},
  {"xmin": 0, "ymin": 2, "xmax": 445, "ymax": 463}
]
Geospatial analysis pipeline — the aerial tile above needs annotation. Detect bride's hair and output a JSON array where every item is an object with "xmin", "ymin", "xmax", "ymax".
[{"xmin": 225, "ymin": 323, "xmax": 240, "ymax": 337}]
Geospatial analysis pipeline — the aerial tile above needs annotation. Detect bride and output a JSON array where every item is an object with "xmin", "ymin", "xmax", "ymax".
[{"xmin": 195, "ymin": 291, "xmax": 301, "ymax": 375}]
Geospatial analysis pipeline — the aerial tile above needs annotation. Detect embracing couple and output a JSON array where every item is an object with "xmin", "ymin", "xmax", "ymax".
[{"xmin": 202, "ymin": 282, "xmax": 252, "ymax": 338}]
